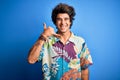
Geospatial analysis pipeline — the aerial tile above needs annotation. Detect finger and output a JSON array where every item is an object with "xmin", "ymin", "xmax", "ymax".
[
  {"xmin": 53, "ymin": 34, "xmax": 61, "ymax": 38},
  {"xmin": 43, "ymin": 23, "xmax": 47, "ymax": 30}
]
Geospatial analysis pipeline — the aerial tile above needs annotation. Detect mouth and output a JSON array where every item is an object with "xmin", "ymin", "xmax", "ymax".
[{"xmin": 60, "ymin": 25, "xmax": 66, "ymax": 29}]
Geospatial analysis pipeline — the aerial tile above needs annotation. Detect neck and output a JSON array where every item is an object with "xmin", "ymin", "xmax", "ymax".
[{"xmin": 57, "ymin": 31, "xmax": 71, "ymax": 44}]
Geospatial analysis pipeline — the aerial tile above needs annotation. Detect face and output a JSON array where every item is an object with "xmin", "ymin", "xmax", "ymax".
[{"xmin": 56, "ymin": 13, "xmax": 71, "ymax": 33}]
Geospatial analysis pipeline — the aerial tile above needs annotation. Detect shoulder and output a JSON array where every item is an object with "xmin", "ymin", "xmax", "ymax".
[
  {"xmin": 46, "ymin": 36, "xmax": 57, "ymax": 45},
  {"xmin": 71, "ymin": 33, "xmax": 85, "ymax": 44},
  {"xmin": 71, "ymin": 34, "xmax": 87, "ymax": 53},
  {"xmin": 75, "ymin": 35, "xmax": 85, "ymax": 42}
]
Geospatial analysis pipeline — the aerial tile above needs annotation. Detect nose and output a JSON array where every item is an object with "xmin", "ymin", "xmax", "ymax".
[{"xmin": 61, "ymin": 19, "xmax": 65, "ymax": 25}]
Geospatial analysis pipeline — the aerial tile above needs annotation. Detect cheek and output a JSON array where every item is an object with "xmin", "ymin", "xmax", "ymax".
[
  {"xmin": 69, "ymin": 21, "xmax": 71, "ymax": 25},
  {"xmin": 56, "ymin": 21, "xmax": 61, "ymax": 26}
]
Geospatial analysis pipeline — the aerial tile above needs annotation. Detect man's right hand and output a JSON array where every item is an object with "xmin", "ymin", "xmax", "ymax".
[{"xmin": 42, "ymin": 23, "xmax": 60, "ymax": 39}]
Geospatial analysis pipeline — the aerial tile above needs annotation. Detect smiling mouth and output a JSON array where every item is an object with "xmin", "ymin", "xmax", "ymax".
[
  {"xmin": 60, "ymin": 27, "xmax": 66, "ymax": 30},
  {"xmin": 61, "ymin": 25, "xmax": 66, "ymax": 28}
]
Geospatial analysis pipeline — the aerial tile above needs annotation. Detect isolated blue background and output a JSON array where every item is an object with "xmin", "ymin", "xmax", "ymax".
[{"xmin": 0, "ymin": 0, "xmax": 120, "ymax": 80}]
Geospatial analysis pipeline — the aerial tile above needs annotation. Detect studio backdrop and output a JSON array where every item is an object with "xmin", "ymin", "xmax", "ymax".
[{"xmin": 0, "ymin": 0, "xmax": 120, "ymax": 80}]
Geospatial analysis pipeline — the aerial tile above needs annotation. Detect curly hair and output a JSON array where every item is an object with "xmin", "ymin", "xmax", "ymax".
[{"xmin": 51, "ymin": 3, "xmax": 76, "ymax": 28}]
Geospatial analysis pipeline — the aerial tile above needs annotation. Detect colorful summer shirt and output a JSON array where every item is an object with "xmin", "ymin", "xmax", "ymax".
[{"xmin": 38, "ymin": 33, "xmax": 93, "ymax": 80}]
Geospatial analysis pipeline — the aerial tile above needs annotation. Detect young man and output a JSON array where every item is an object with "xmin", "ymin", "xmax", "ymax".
[{"xmin": 28, "ymin": 3, "xmax": 93, "ymax": 80}]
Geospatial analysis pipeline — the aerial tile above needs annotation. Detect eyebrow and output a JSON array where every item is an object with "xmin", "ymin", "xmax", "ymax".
[{"xmin": 56, "ymin": 17, "xmax": 70, "ymax": 19}]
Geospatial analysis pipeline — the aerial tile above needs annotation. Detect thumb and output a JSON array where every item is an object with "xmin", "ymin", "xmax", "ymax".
[{"xmin": 43, "ymin": 23, "xmax": 47, "ymax": 30}]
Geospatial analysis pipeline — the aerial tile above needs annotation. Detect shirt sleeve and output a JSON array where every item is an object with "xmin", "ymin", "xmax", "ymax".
[
  {"xmin": 38, "ymin": 45, "xmax": 45, "ymax": 61},
  {"xmin": 80, "ymin": 42, "xmax": 93, "ymax": 70},
  {"xmin": 38, "ymin": 40, "xmax": 49, "ymax": 61},
  {"xmin": 38, "ymin": 36, "xmax": 55, "ymax": 62}
]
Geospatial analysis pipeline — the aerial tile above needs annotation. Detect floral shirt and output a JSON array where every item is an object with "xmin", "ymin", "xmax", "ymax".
[{"xmin": 38, "ymin": 33, "xmax": 93, "ymax": 80}]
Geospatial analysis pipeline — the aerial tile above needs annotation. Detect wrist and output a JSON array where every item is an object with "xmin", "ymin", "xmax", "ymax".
[{"xmin": 38, "ymin": 34, "xmax": 47, "ymax": 41}]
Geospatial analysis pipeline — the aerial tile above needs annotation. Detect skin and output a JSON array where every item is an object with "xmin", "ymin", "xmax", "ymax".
[
  {"xmin": 81, "ymin": 68, "xmax": 89, "ymax": 80},
  {"xmin": 27, "ymin": 13, "xmax": 89, "ymax": 80},
  {"xmin": 55, "ymin": 13, "xmax": 72, "ymax": 44}
]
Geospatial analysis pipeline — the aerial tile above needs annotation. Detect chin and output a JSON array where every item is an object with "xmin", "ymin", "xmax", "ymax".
[{"xmin": 60, "ymin": 30, "xmax": 66, "ymax": 32}]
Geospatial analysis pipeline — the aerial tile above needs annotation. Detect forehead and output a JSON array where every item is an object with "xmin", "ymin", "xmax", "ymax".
[{"xmin": 56, "ymin": 13, "xmax": 70, "ymax": 18}]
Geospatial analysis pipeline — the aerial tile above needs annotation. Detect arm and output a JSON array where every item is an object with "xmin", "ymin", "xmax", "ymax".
[
  {"xmin": 81, "ymin": 68, "xmax": 89, "ymax": 80},
  {"xmin": 27, "ymin": 35, "xmax": 45, "ymax": 64},
  {"xmin": 27, "ymin": 23, "xmax": 60, "ymax": 64}
]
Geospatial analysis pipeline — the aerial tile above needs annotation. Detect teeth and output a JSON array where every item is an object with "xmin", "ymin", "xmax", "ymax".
[{"xmin": 61, "ymin": 25, "xmax": 66, "ymax": 27}]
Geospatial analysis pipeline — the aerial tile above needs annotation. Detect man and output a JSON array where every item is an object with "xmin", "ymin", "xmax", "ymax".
[{"xmin": 28, "ymin": 3, "xmax": 93, "ymax": 80}]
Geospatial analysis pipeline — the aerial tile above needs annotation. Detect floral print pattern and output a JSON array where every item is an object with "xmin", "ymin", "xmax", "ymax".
[
  {"xmin": 61, "ymin": 69, "xmax": 81, "ymax": 80},
  {"xmin": 51, "ymin": 62, "xmax": 60, "ymax": 77},
  {"xmin": 68, "ymin": 59, "xmax": 80, "ymax": 69},
  {"xmin": 38, "ymin": 33, "xmax": 93, "ymax": 80}
]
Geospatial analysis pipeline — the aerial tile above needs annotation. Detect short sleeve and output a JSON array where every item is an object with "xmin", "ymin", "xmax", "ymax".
[
  {"xmin": 80, "ymin": 42, "xmax": 93, "ymax": 70},
  {"xmin": 38, "ymin": 36, "xmax": 56, "ymax": 62},
  {"xmin": 38, "ymin": 46, "xmax": 44, "ymax": 61},
  {"xmin": 38, "ymin": 40, "xmax": 50, "ymax": 61}
]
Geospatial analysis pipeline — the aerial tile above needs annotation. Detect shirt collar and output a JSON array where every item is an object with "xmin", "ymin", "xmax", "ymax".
[
  {"xmin": 54, "ymin": 32, "xmax": 76, "ymax": 44},
  {"xmin": 68, "ymin": 32, "xmax": 76, "ymax": 43}
]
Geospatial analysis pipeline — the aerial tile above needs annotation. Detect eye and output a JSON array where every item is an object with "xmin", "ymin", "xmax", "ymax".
[
  {"xmin": 56, "ymin": 18, "xmax": 61, "ymax": 21},
  {"xmin": 64, "ymin": 18, "xmax": 70, "ymax": 21}
]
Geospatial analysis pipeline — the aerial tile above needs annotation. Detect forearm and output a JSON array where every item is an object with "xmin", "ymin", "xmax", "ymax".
[
  {"xmin": 28, "ymin": 37, "xmax": 45, "ymax": 64},
  {"xmin": 28, "ymin": 23, "xmax": 58, "ymax": 64},
  {"xmin": 81, "ymin": 68, "xmax": 89, "ymax": 80}
]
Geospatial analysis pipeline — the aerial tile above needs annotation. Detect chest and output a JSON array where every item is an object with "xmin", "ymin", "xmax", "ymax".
[{"xmin": 52, "ymin": 41, "xmax": 79, "ymax": 63}]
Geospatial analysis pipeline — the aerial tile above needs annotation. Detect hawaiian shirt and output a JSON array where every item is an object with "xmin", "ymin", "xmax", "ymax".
[{"xmin": 38, "ymin": 33, "xmax": 93, "ymax": 80}]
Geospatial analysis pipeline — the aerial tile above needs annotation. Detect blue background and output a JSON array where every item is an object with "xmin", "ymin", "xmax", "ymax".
[{"xmin": 0, "ymin": 0, "xmax": 120, "ymax": 80}]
